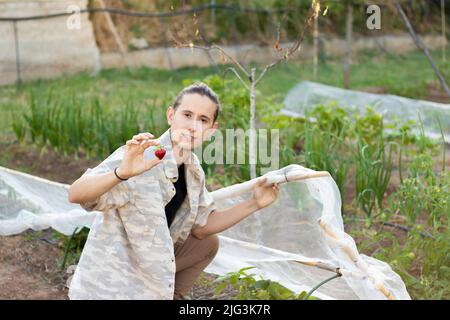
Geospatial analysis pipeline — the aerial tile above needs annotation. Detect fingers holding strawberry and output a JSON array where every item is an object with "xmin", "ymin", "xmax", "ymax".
[
  {"xmin": 125, "ymin": 133, "xmax": 158, "ymax": 152},
  {"xmin": 133, "ymin": 132, "xmax": 154, "ymax": 141},
  {"xmin": 118, "ymin": 132, "xmax": 163, "ymax": 179}
]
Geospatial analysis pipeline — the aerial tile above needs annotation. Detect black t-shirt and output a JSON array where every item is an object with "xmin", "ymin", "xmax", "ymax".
[{"xmin": 164, "ymin": 163, "xmax": 187, "ymax": 228}]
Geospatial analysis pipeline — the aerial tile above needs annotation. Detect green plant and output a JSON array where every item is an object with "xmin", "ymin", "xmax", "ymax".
[
  {"xmin": 368, "ymin": 226, "xmax": 450, "ymax": 300},
  {"xmin": 260, "ymin": 98, "xmax": 304, "ymax": 168},
  {"xmin": 303, "ymin": 113, "xmax": 351, "ymax": 202},
  {"xmin": 394, "ymin": 177, "xmax": 426, "ymax": 225},
  {"xmin": 52, "ymin": 227, "xmax": 89, "ymax": 270},
  {"xmin": 353, "ymin": 107, "xmax": 383, "ymax": 145},
  {"xmin": 389, "ymin": 154, "xmax": 449, "ymax": 228},
  {"xmin": 310, "ymin": 104, "xmax": 349, "ymax": 135},
  {"xmin": 354, "ymin": 134, "xmax": 394, "ymax": 218},
  {"xmin": 284, "ymin": 104, "xmax": 355, "ymax": 203},
  {"xmin": 14, "ymin": 88, "xmax": 170, "ymax": 160},
  {"xmin": 386, "ymin": 115, "xmax": 449, "ymax": 228},
  {"xmin": 11, "ymin": 109, "xmax": 27, "ymax": 143},
  {"xmin": 213, "ymin": 267, "xmax": 320, "ymax": 300}
]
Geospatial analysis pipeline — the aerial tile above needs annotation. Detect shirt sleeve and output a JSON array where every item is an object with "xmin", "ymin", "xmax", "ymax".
[
  {"xmin": 78, "ymin": 155, "xmax": 134, "ymax": 212},
  {"xmin": 192, "ymin": 183, "xmax": 217, "ymax": 229}
]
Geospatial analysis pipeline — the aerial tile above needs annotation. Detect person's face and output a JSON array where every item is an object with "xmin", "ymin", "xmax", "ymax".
[{"xmin": 167, "ymin": 93, "xmax": 218, "ymax": 150}]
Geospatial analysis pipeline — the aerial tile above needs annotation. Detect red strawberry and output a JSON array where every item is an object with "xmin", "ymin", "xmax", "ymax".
[{"xmin": 155, "ymin": 146, "xmax": 166, "ymax": 160}]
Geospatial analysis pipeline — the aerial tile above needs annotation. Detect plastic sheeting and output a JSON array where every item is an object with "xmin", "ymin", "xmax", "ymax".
[
  {"xmin": 0, "ymin": 165, "xmax": 411, "ymax": 300},
  {"xmin": 0, "ymin": 166, "xmax": 97, "ymax": 236},
  {"xmin": 282, "ymin": 81, "xmax": 450, "ymax": 142}
]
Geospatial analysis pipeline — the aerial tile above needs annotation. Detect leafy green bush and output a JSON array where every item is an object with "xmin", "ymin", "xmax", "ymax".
[
  {"xmin": 213, "ymin": 267, "xmax": 320, "ymax": 300},
  {"xmin": 387, "ymin": 152, "xmax": 449, "ymax": 228},
  {"xmin": 384, "ymin": 115, "xmax": 448, "ymax": 228},
  {"xmin": 302, "ymin": 105, "xmax": 351, "ymax": 202},
  {"xmin": 365, "ymin": 226, "xmax": 450, "ymax": 300}
]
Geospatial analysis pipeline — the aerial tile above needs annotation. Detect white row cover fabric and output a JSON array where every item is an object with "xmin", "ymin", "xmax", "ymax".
[
  {"xmin": 283, "ymin": 81, "xmax": 450, "ymax": 142},
  {"xmin": 0, "ymin": 165, "xmax": 411, "ymax": 299}
]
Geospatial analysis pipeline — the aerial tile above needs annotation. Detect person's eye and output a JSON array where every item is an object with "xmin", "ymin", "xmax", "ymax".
[
  {"xmin": 201, "ymin": 119, "xmax": 208, "ymax": 124},
  {"xmin": 184, "ymin": 113, "xmax": 191, "ymax": 118}
]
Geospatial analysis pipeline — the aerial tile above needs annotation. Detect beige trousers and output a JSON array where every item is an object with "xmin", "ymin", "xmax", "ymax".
[{"xmin": 173, "ymin": 233, "xmax": 219, "ymax": 299}]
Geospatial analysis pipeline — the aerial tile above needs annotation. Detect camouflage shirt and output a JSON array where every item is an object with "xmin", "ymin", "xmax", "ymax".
[{"xmin": 68, "ymin": 129, "xmax": 216, "ymax": 299}]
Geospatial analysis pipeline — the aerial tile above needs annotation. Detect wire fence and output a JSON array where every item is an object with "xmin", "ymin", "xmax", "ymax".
[
  {"xmin": 0, "ymin": 0, "xmax": 390, "ymax": 83},
  {"xmin": 0, "ymin": 3, "xmax": 299, "ymax": 84},
  {"xmin": 0, "ymin": 4, "xmax": 293, "ymax": 22},
  {"xmin": 0, "ymin": 2, "xmax": 445, "ymax": 85}
]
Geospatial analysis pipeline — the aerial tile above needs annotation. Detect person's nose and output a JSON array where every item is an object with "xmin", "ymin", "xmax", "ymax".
[{"xmin": 188, "ymin": 118, "xmax": 201, "ymax": 133}]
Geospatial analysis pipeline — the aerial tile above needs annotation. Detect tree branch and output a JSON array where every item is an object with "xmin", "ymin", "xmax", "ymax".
[
  {"xmin": 254, "ymin": 0, "xmax": 321, "ymax": 86},
  {"xmin": 177, "ymin": 43, "xmax": 251, "ymax": 80},
  {"xmin": 226, "ymin": 67, "xmax": 250, "ymax": 90},
  {"xmin": 393, "ymin": 0, "xmax": 450, "ymax": 97}
]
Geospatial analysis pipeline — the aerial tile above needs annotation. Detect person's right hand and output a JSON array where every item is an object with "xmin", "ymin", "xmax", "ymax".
[{"xmin": 116, "ymin": 132, "xmax": 162, "ymax": 179}]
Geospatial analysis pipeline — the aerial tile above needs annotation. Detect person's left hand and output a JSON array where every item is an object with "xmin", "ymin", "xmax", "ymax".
[{"xmin": 252, "ymin": 177, "xmax": 279, "ymax": 210}]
